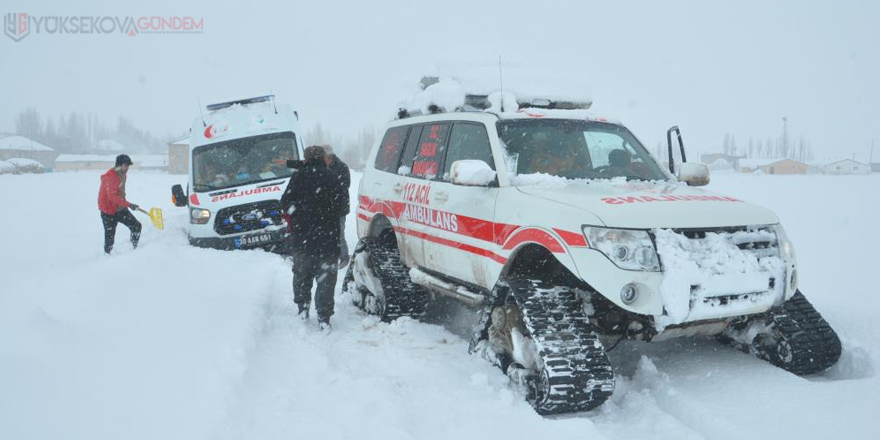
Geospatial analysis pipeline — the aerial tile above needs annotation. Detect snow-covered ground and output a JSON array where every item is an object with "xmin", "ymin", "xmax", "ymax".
[{"xmin": 1, "ymin": 170, "xmax": 878, "ymax": 440}]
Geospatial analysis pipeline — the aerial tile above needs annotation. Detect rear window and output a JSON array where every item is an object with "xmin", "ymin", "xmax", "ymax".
[
  {"xmin": 398, "ymin": 125, "xmax": 423, "ymax": 175},
  {"xmin": 374, "ymin": 126, "xmax": 408, "ymax": 173},
  {"xmin": 410, "ymin": 123, "xmax": 450, "ymax": 179}
]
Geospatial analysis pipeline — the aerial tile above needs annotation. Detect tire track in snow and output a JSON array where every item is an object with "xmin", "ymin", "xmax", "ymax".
[{"xmin": 210, "ymin": 273, "xmax": 611, "ymax": 440}]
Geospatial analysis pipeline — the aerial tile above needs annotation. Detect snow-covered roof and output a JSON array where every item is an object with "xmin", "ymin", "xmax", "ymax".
[
  {"xmin": 402, "ymin": 64, "xmax": 592, "ymax": 117},
  {"xmin": 56, "ymin": 154, "xmax": 168, "ymax": 167},
  {"xmin": 96, "ymin": 139, "xmax": 127, "ymax": 151},
  {"xmin": 0, "ymin": 135, "xmax": 54, "ymax": 151},
  {"xmin": 824, "ymin": 159, "xmax": 869, "ymax": 167},
  {"xmin": 738, "ymin": 158, "xmax": 790, "ymax": 169},
  {"xmin": 169, "ymin": 136, "xmax": 190, "ymax": 146}
]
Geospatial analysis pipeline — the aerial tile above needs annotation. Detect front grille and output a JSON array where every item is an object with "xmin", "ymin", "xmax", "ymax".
[
  {"xmin": 672, "ymin": 226, "xmax": 779, "ymax": 259},
  {"xmin": 214, "ymin": 201, "xmax": 284, "ymax": 236}
]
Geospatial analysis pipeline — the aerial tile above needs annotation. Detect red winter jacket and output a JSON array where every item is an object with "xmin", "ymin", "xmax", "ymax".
[{"xmin": 98, "ymin": 168, "xmax": 132, "ymax": 214}]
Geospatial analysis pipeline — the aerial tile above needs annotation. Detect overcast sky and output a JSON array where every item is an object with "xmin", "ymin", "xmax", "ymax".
[{"xmin": 2, "ymin": 0, "xmax": 878, "ymax": 161}]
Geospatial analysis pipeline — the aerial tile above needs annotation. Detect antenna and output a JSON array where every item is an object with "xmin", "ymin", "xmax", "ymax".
[
  {"xmin": 498, "ymin": 55, "xmax": 505, "ymax": 113},
  {"xmin": 270, "ymin": 92, "xmax": 279, "ymax": 115},
  {"xmin": 197, "ymin": 97, "xmax": 207, "ymax": 127},
  {"xmin": 870, "ymin": 139, "xmax": 874, "ymax": 163}
]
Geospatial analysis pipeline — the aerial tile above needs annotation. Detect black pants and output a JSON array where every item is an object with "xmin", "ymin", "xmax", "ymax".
[
  {"xmin": 292, "ymin": 250, "xmax": 338, "ymax": 322},
  {"xmin": 101, "ymin": 209, "xmax": 141, "ymax": 254},
  {"xmin": 339, "ymin": 216, "xmax": 349, "ymax": 260}
]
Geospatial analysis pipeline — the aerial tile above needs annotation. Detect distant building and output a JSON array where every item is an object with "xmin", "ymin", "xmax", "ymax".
[
  {"xmin": 95, "ymin": 139, "xmax": 127, "ymax": 155},
  {"xmin": 700, "ymin": 153, "xmax": 743, "ymax": 170},
  {"xmin": 869, "ymin": 163, "xmax": 880, "ymax": 173},
  {"xmin": 737, "ymin": 158, "xmax": 808, "ymax": 175},
  {"xmin": 823, "ymin": 159, "xmax": 871, "ymax": 175},
  {"xmin": 55, "ymin": 154, "xmax": 168, "ymax": 172},
  {"xmin": 0, "ymin": 134, "xmax": 59, "ymax": 168},
  {"xmin": 706, "ymin": 158, "xmax": 735, "ymax": 171},
  {"xmin": 54, "ymin": 155, "xmax": 115, "ymax": 172},
  {"xmin": 168, "ymin": 136, "xmax": 190, "ymax": 175}
]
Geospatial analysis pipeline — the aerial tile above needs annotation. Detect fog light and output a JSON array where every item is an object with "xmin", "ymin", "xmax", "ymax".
[{"xmin": 621, "ymin": 284, "xmax": 638, "ymax": 304}]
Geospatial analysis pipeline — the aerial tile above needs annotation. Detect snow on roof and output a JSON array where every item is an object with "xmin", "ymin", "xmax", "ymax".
[
  {"xmin": 738, "ymin": 158, "xmax": 790, "ymax": 169},
  {"xmin": 96, "ymin": 139, "xmax": 127, "ymax": 151},
  {"xmin": 169, "ymin": 136, "xmax": 190, "ymax": 146},
  {"xmin": 403, "ymin": 63, "xmax": 592, "ymax": 116},
  {"xmin": 0, "ymin": 135, "xmax": 54, "ymax": 151},
  {"xmin": 824, "ymin": 158, "xmax": 869, "ymax": 167},
  {"xmin": 496, "ymin": 108, "xmax": 621, "ymax": 124},
  {"xmin": 56, "ymin": 154, "xmax": 168, "ymax": 167}
]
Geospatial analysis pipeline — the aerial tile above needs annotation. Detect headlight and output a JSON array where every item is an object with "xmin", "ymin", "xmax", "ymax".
[
  {"xmin": 583, "ymin": 226, "xmax": 661, "ymax": 271},
  {"xmin": 773, "ymin": 223, "xmax": 796, "ymax": 261},
  {"xmin": 190, "ymin": 208, "xmax": 211, "ymax": 224}
]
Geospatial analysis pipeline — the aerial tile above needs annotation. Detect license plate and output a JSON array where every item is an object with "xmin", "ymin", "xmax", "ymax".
[{"xmin": 235, "ymin": 233, "xmax": 272, "ymax": 248}]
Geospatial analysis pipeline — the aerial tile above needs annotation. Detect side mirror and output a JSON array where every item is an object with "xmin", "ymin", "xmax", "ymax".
[
  {"xmin": 450, "ymin": 160, "xmax": 497, "ymax": 186},
  {"xmin": 679, "ymin": 163, "xmax": 710, "ymax": 186},
  {"xmin": 171, "ymin": 184, "xmax": 188, "ymax": 207}
]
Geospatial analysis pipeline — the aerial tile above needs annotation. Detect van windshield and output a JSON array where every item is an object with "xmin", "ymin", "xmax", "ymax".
[
  {"xmin": 497, "ymin": 120, "xmax": 668, "ymax": 182},
  {"xmin": 192, "ymin": 132, "xmax": 299, "ymax": 192}
]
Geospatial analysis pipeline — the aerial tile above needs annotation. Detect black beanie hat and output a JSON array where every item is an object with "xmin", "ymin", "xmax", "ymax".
[{"xmin": 115, "ymin": 154, "xmax": 133, "ymax": 167}]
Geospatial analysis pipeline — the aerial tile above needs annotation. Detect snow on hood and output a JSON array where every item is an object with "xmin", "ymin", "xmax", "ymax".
[{"xmin": 514, "ymin": 178, "xmax": 778, "ymax": 229}]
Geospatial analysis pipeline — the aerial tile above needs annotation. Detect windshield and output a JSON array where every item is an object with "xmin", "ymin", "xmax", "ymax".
[
  {"xmin": 192, "ymin": 132, "xmax": 299, "ymax": 192},
  {"xmin": 497, "ymin": 120, "xmax": 668, "ymax": 182}
]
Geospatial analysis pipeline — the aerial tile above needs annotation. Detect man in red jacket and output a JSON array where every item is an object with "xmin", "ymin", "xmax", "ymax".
[{"xmin": 98, "ymin": 154, "xmax": 141, "ymax": 254}]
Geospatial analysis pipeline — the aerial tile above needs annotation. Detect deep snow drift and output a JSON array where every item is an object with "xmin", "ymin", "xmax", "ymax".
[{"xmin": 0, "ymin": 170, "xmax": 878, "ymax": 440}]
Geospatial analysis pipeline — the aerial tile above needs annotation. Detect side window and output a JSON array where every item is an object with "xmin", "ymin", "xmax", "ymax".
[
  {"xmin": 443, "ymin": 123, "xmax": 495, "ymax": 180},
  {"xmin": 374, "ymin": 126, "xmax": 408, "ymax": 173},
  {"xmin": 410, "ymin": 123, "xmax": 450, "ymax": 180},
  {"xmin": 398, "ymin": 125, "xmax": 423, "ymax": 175}
]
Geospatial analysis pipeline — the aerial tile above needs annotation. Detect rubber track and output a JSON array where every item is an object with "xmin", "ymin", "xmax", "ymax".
[
  {"xmin": 344, "ymin": 234, "xmax": 429, "ymax": 322},
  {"xmin": 724, "ymin": 291, "xmax": 841, "ymax": 375},
  {"xmin": 507, "ymin": 278, "xmax": 615, "ymax": 415}
]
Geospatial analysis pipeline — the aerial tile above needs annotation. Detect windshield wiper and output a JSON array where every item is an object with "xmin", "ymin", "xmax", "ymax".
[{"xmin": 193, "ymin": 183, "xmax": 221, "ymax": 192}]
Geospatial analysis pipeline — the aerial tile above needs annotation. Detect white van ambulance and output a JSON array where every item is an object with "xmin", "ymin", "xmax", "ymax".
[{"xmin": 171, "ymin": 95, "xmax": 304, "ymax": 253}]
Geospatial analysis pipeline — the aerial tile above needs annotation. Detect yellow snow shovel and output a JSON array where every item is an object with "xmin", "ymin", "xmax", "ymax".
[{"xmin": 135, "ymin": 207, "xmax": 165, "ymax": 230}]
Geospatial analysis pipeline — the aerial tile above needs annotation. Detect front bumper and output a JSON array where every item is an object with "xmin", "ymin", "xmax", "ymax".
[
  {"xmin": 570, "ymin": 227, "xmax": 795, "ymax": 326},
  {"xmin": 189, "ymin": 229, "xmax": 291, "ymax": 254}
]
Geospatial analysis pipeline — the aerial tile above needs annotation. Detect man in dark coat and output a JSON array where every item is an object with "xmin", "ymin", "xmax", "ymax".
[
  {"xmin": 97, "ymin": 154, "xmax": 141, "ymax": 254},
  {"xmin": 280, "ymin": 145, "xmax": 346, "ymax": 331},
  {"xmin": 322, "ymin": 146, "xmax": 351, "ymax": 268}
]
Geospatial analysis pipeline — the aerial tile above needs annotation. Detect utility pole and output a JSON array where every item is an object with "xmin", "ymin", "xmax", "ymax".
[{"xmin": 782, "ymin": 116, "xmax": 788, "ymax": 158}]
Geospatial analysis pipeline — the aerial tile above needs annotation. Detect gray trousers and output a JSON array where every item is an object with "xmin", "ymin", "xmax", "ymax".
[{"xmin": 292, "ymin": 251, "xmax": 338, "ymax": 321}]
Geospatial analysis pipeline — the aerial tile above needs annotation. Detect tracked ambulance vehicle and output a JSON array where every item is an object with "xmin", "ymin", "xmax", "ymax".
[{"xmin": 343, "ymin": 75, "xmax": 841, "ymax": 415}]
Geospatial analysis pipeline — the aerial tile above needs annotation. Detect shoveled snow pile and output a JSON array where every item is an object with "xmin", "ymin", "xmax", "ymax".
[
  {"xmin": 653, "ymin": 228, "xmax": 785, "ymax": 328},
  {"xmin": 0, "ymin": 160, "xmax": 13, "ymax": 174}
]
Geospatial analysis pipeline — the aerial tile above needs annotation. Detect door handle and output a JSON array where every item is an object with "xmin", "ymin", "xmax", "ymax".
[
  {"xmin": 434, "ymin": 190, "xmax": 448, "ymax": 201},
  {"xmin": 393, "ymin": 182, "xmax": 404, "ymax": 193}
]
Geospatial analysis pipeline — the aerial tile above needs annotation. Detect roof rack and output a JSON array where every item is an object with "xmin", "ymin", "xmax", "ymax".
[{"xmin": 206, "ymin": 94, "xmax": 275, "ymax": 111}]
